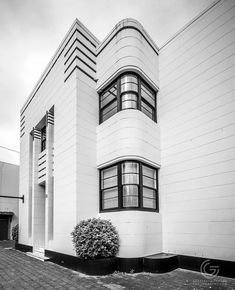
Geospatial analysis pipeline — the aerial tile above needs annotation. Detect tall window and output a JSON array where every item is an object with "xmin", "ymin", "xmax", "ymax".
[
  {"xmin": 99, "ymin": 73, "xmax": 157, "ymax": 123},
  {"xmin": 41, "ymin": 126, "xmax": 46, "ymax": 152},
  {"xmin": 100, "ymin": 161, "xmax": 158, "ymax": 212}
]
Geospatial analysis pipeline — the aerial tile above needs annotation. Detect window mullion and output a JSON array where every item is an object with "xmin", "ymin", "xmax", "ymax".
[
  {"xmin": 155, "ymin": 91, "xmax": 158, "ymax": 122},
  {"xmin": 137, "ymin": 76, "xmax": 141, "ymax": 111},
  {"xmin": 99, "ymin": 170, "xmax": 102, "ymax": 211},
  {"xmin": 117, "ymin": 79, "xmax": 121, "ymax": 112},
  {"xmin": 156, "ymin": 171, "xmax": 159, "ymax": 211},
  {"xmin": 118, "ymin": 162, "xmax": 122, "ymax": 209},
  {"xmin": 139, "ymin": 162, "xmax": 143, "ymax": 208}
]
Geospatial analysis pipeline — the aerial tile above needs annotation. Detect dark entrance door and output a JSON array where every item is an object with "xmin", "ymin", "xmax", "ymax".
[{"xmin": 0, "ymin": 217, "xmax": 9, "ymax": 240}]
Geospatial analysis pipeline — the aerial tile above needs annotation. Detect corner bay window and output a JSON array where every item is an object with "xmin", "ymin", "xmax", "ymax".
[
  {"xmin": 100, "ymin": 161, "xmax": 158, "ymax": 212},
  {"xmin": 100, "ymin": 73, "xmax": 157, "ymax": 123}
]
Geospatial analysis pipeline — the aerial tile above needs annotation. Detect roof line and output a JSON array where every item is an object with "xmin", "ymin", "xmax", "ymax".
[
  {"xmin": 159, "ymin": 0, "xmax": 222, "ymax": 50},
  {"xmin": 20, "ymin": 19, "xmax": 100, "ymax": 114}
]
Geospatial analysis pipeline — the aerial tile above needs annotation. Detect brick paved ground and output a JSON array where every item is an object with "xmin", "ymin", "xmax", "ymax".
[{"xmin": 0, "ymin": 242, "xmax": 235, "ymax": 290}]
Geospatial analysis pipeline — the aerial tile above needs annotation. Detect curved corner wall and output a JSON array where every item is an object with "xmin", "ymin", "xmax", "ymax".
[
  {"xmin": 96, "ymin": 19, "xmax": 159, "ymax": 92},
  {"xmin": 97, "ymin": 110, "xmax": 162, "ymax": 258},
  {"xmin": 96, "ymin": 19, "xmax": 161, "ymax": 258},
  {"xmin": 97, "ymin": 110, "xmax": 160, "ymax": 168},
  {"xmin": 99, "ymin": 211, "xmax": 162, "ymax": 258}
]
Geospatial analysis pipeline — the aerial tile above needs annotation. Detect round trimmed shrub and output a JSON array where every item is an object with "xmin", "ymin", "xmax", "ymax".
[
  {"xmin": 12, "ymin": 224, "xmax": 19, "ymax": 242},
  {"xmin": 71, "ymin": 218, "xmax": 119, "ymax": 259}
]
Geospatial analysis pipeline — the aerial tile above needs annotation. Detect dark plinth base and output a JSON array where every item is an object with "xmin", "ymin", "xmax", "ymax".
[
  {"xmin": 45, "ymin": 249, "xmax": 117, "ymax": 275},
  {"xmin": 15, "ymin": 243, "xmax": 33, "ymax": 252},
  {"xmin": 15, "ymin": 244, "xmax": 235, "ymax": 278}
]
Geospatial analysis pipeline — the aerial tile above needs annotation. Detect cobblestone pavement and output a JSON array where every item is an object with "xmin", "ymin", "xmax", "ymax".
[{"xmin": 0, "ymin": 243, "xmax": 235, "ymax": 290}]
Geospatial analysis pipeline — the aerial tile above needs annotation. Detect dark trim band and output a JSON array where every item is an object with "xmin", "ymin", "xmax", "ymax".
[
  {"xmin": 64, "ymin": 65, "xmax": 96, "ymax": 82},
  {"xmin": 64, "ymin": 55, "xmax": 96, "ymax": 74}
]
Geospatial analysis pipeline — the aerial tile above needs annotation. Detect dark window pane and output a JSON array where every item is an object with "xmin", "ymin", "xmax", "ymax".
[
  {"xmin": 102, "ymin": 100, "xmax": 118, "ymax": 121},
  {"xmin": 143, "ymin": 176, "xmax": 156, "ymax": 188},
  {"xmin": 123, "ymin": 185, "xmax": 138, "ymax": 207},
  {"xmin": 143, "ymin": 197, "xmax": 156, "ymax": 209},
  {"xmin": 142, "ymin": 166, "xmax": 157, "ymax": 188},
  {"xmin": 103, "ymin": 197, "xmax": 118, "ymax": 209},
  {"xmin": 101, "ymin": 85, "xmax": 117, "ymax": 108},
  {"xmin": 143, "ymin": 187, "xmax": 156, "ymax": 199},
  {"xmin": 141, "ymin": 101, "xmax": 154, "ymax": 119},
  {"xmin": 102, "ymin": 176, "xmax": 118, "ymax": 189},
  {"xmin": 102, "ymin": 166, "xmax": 117, "ymax": 179},
  {"xmin": 41, "ymin": 126, "xmax": 46, "ymax": 152},
  {"xmin": 142, "ymin": 165, "xmax": 156, "ymax": 179},
  {"xmin": 121, "ymin": 93, "xmax": 137, "ymax": 109},
  {"xmin": 102, "ymin": 187, "xmax": 118, "ymax": 209},
  {"xmin": 141, "ymin": 84, "xmax": 155, "ymax": 107}
]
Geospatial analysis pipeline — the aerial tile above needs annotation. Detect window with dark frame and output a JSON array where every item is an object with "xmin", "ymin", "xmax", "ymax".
[
  {"xmin": 100, "ymin": 161, "xmax": 158, "ymax": 212},
  {"xmin": 41, "ymin": 126, "xmax": 46, "ymax": 152},
  {"xmin": 99, "ymin": 73, "xmax": 157, "ymax": 123}
]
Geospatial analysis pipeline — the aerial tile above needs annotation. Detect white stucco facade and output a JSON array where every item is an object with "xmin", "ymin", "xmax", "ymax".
[{"xmin": 19, "ymin": 0, "xmax": 235, "ymax": 262}]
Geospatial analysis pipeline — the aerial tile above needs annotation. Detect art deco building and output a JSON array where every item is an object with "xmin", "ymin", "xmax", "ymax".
[{"xmin": 18, "ymin": 0, "xmax": 235, "ymax": 274}]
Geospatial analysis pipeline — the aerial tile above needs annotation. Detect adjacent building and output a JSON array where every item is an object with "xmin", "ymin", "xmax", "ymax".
[
  {"xmin": 0, "ymin": 161, "xmax": 19, "ymax": 240},
  {"xmin": 19, "ymin": 0, "xmax": 235, "ymax": 270}
]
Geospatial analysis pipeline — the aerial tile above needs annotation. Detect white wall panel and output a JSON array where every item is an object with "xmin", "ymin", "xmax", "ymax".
[
  {"xmin": 97, "ymin": 110, "xmax": 160, "ymax": 168},
  {"xmin": 159, "ymin": 0, "xmax": 235, "ymax": 261},
  {"xmin": 97, "ymin": 19, "xmax": 159, "ymax": 91},
  {"xmin": 100, "ymin": 211, "xmax": 162, "ymax": 257}
]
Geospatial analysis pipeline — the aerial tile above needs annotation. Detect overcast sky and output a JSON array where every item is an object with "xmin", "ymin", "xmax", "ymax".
[{"xmin": 0, "ymin": 0, "xmax": 215, "ymax": 164}]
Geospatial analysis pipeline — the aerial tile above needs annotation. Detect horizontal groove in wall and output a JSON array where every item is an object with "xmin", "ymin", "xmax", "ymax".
[
  {"xmin": 161, "ymin": 37, "xmax": 235, "ymax": 86},
  {"xmin": 97, "ymin": 26, "xmax": 159, "ymax": 56},
  {"xmin": 161, "ymin": 4, "xmax": 234, "ymax": 68},
  {"xmin": 162, "ymin": 111, "xmax": 235, "ymax": 147},
  {"xmin": 161, "ymin": 51, "xmax": 235, "ymax": 103},
  {"xmin": 160, "ymin": 72, "xmax": 235, "ymax": 118},
  {"xmin": 161, "ymin": 168, "xmax": 235, "ymax": 187},
  {"xmin": 161, "ymin": 88, "xmax": 234, "ymax": 132},
  {"xmin": 161, "ymin": 133, "xmax": 235, "ymax": 161},
  {"xmin": 162, "ymin": 156, "xmax": 235, "ymax": 178},
  {"xmin": 161, "ymin": 146, "xmax": 235, "ymax": 169},
  {"xmin": 160, "ymin": 0, "xmax": 223, "ymax": 50}
]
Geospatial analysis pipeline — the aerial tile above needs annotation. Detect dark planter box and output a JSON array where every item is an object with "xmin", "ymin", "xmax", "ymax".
[
  {"xmin": 45, "ymin": 249, "xmax": 117, "ymax": 275},
  {"xmin": 143, "ymin": 254, "xmax": 179, "ymax": 273},
  {"xmin": 117, "ymin": 257, "xmax": 143, "ymax": 273},
  {"xmin": 77, "ymin": 257, "xmax": 117, "ymax": 275}
]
